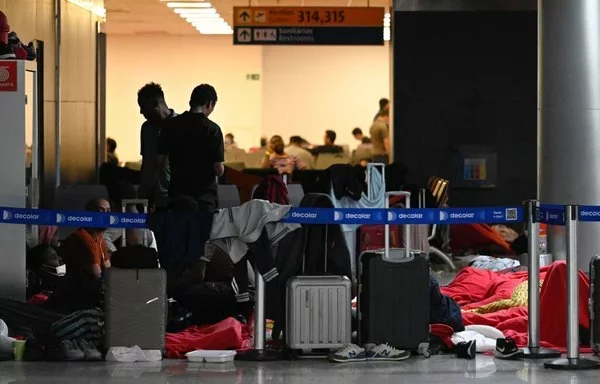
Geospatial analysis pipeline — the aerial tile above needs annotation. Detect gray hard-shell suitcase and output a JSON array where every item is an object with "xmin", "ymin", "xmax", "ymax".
[
  {"xmin": 358, "ymin": 191, "xmax": 430, "ymax": 351},
  {"xmin": 286, "ymin": 225, "xmax": 352, "ymax": 350},
  {"xmin": 590, "ymin": 254, "xmax": 600, "ymax": 354},
  {"xmin": 105, "ymin": 199, "xmax": 167, "ymax": 351}
]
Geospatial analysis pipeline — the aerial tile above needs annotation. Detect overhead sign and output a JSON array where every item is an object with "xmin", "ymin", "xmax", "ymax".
[{"xmin": 233, "ymin": 7, "xmax": 385, "ymax": 46}]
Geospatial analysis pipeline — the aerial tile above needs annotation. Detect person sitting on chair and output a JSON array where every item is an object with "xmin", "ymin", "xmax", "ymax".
[{"xmin": 261, "ymin": 135, "xmax": 308, "ymax": 175}]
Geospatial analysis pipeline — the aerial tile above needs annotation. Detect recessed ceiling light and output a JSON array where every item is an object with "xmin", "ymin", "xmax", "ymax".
[{"xmin": 166, "ymin": 2, "xmax": 212, "ymax": 8}]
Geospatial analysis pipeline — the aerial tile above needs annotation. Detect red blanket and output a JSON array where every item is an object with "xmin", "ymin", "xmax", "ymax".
[
  {"xmin": 165, "ymin": 317, "xmax": 253, "ymax": 359},
  {"xmin": 441, "ymin": 261, "xmax": 590, "ymax": 350}
]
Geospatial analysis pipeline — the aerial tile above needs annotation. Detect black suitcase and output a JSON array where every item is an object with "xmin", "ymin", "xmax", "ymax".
[
  {"xmin": 358, "ymin": 191, "xmax": 430, "ymax": 351},
  {"xmin": 590, "ymin": 255, "xmax": 600, "ymax": 354}
]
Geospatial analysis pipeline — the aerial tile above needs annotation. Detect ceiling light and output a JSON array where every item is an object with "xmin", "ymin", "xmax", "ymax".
[
  {"xmin": 166, "ymin": 2, "xmax": 211, "ymax": 8},
  {"xmin": 66, "ymin": 0, "xmax": 106, "ymax": 18},
  {"xmin": 185, "ymin": 15, "xmax": 225, "ymax": 23},
  {"xmin": 174, "ymin": 8, "xmax": 216, "ymax": 14}
]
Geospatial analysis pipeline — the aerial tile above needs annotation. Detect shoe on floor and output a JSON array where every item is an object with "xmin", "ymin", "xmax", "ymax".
[
  {"xmin": 78, "ymin": 340, "xmax": 102, "ymax": 361},
  {"xmin": 495, "ymin": 337, "xmax": 522, "ymax": 360},
  {"xmin": 328, "ymin": 344, "xmax": 367, "ymax": 363},
  {"xmin": 60, "ymin": 340, "xmax": 85, "ymax": 361},
  {"xmin": 456, "ymin": 340, "xmax": 477, "ymax": 359},
  {"xmin": 367, "ymin": 343, "xmax": 410, "ymax": 361}
]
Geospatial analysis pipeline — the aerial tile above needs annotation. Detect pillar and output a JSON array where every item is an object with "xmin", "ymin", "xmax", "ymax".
[{"xmin": 539, "ymin": 0, "xmax": 600, "ymax": 269}]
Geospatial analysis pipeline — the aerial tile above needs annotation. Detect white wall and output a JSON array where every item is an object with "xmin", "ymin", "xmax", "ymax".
[
  {"xmin": 106, "ymin": 36, "xmax": 390, "ymax": 162},
  {"xmin": 106, "ymin": 35, "xmax": 263, "ymax": 162},
  {"xmin": 261, "ymin": 44, "xmax": 390, "ymax": 148}
]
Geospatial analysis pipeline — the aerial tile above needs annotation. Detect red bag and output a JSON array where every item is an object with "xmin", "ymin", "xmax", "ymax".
[{"xmin": 359, "ymin": 225, "xmax": 400, "ymax": 252}]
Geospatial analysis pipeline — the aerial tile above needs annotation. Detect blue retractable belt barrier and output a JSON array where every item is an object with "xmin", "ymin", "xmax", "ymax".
[
  {"xmin": 539, "ymin": 204, "xmax": 566, "ymax": 226},
  {"xmin": 0, "ymin": 205, "xmax": 524, "ymax": 228}
]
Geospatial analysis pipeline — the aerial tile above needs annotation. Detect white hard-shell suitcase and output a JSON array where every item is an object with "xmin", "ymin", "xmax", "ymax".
[{"xmin": 286, "ymin": 225, "xmax": 352, "ymax": 350}]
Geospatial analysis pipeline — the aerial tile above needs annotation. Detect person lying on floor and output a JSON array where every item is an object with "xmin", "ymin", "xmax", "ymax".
[{"xmin": 42, "ymin": 198, "xmax": 111, "ymax": 314}]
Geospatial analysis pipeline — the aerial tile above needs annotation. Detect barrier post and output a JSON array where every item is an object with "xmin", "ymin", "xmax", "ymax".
[
  {"xmin": 545, "ymin": 205, "xmax": 600, "ymax": 370},
  {"xmin": 236, "ymin": 269, "xmax": 280, "ymax": 361},
  {"xmin": 522, "ymin": 200, "xmax": 560, "ymax": 358}
]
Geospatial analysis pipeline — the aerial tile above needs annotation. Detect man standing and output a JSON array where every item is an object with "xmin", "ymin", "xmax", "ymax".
[
  {"xmin": 137, "ymin": 83, "xmax": 177, "ymax": 210},
  {"xmin": 370, "ymin": 110, "xmax": 390, "ymax": 164},
  {"xmin": 156, "ymin": 84, "xmax": 225, "ymax": 212}
]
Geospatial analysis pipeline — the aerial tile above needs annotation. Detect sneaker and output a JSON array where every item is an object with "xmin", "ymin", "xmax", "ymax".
[
  {"xmin": 366, "ymin": 343, "xmax": 411, "ymax": 361},
  {"xmin": 0, "ymin": 42, "xmax": 14, "ymax": 59},
  {"xmin": 78, "ymin": 340, "xmax": 102, "ymax": 361},
  {"xmin": 495, "ymin": 337, "xmax": 522, "ymax": 359},
  {"xmin": 328, "ymin": 344, "xmax": 367, "ymax": 363},
  {"xmin": 456, "ymin": 340, "xmax": 477, "ymax": 359},
  {"xmin": 60, "ymin": 340, "xmax": 85, "ymax": 361}
]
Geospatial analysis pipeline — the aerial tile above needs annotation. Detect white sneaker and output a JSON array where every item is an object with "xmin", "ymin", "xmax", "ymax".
[
  {"xmin": 367, "ymin": 343, "xmax": 411, "ymax": 361},
  {"xmin": 328, "ymin": 344, "xmax": 367, "ymax": 363}
]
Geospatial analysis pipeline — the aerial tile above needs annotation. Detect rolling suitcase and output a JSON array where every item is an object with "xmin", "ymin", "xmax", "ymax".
[
  {"xmin": 286, "ymin": 225, "xmax": 352, "ymax": 351},
  {"xmin": 105, "ymin": 198, "xmax": 167, "ymax": 351},
  {"xmin": 358, "ymin": 191, "xmax": 430, "ymax": 351},
  {"xmin": 590, "ymin": 255, "xmax": 600, "ymax": 354}
]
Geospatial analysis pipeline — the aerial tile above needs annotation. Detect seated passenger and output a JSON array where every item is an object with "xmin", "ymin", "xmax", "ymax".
[
  {"xmin": 311, "ymin": 130, "xmax": 344, "ymax": 156},
  {"xmin": 261, "ymin": 135, "xmax": 308, "ymax": 174},
  {"xmin": 42, "ymin": 198, "xmax": 111, "ymax": 313},
  {"xmin": 249, "ymin": 137, "xmax": 268, "ymax": 154},
  {"xmin": 286, "ymin": 136, "xmax": 315, "ymax": 170}
]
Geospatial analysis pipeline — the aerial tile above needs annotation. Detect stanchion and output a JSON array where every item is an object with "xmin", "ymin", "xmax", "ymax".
[
  {"xmin": 235, "ymin": 269, "xmax": 281, "ymax": 361},
  {"xmin": 545, "ymin": 205, "xmax": 600, "ymax": 370},
  {"xmin": 522, "ymin": 200, "xmax": 560, "ymax": 359}
]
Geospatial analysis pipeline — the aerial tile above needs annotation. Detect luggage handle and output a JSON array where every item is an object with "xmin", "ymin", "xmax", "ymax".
[
  {"xmin": 301, "ymin": 219, "xmax": 329, "ymax": 274},
  {"xmin": 367, "ymin": 163, "xmax": 386, "ymax": 199},
  {"xmin": 121, "ymin": 199, "xmax": 149, "ymax": 248},
  {"xmin": 384, "ymin": 191, "xmax": 412, "ymax": 263}
]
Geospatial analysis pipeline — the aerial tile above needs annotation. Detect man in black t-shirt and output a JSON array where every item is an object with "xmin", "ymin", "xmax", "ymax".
[{"xmin": 156, "ymin": 84, "xmax": 225, "ymax": 211}]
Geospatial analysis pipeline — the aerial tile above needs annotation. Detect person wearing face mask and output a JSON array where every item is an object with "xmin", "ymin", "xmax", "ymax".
[
  {"xmin": 261, "ymin": 135, "xmax": 308, "ymax": 175},
  {"xmin": 137, "ymin": 83, "xmax": 178, "ymax": 210},
  {"xmin": 43, "ymin": 198, "xmax": 112, "ymax": 314}
]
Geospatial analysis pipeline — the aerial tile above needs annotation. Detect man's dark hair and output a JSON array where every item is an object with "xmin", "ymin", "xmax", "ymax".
[
  {"xmin": 106, "ymin": 138, "xmax": 117, "ymax": 153},
  {"xmin": 326, "ymin": 130, "xmax": 337, "ymax": 144},
  {"xmin": 226, "ymin": 133, "xmax": 234, "ymax": 139},
  {"xmin": 352, "ymin": 128, "xmax": 362, "ymax": 136},
  {"xmin": 137, "ymin": 82, "xmax": 164, "ymax": 102},
  {"xmin": 379, "ymin": 98, "xmax": 389, "ymax": 110},
  {"xmin": 190, "ymin": 84, "xmax": 218, "ymax": 108},
  {"xmin": 290, "ymin": 136, "xmax": 303, "ymax": 145}
]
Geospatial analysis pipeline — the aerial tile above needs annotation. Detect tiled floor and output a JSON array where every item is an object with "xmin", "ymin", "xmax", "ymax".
[{"xmin": 2, "ymin": 355, "xmax": 600, "ymax": 384}]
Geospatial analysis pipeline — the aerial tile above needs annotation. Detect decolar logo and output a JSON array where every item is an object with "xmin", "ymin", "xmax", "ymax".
[
  {"xmin": 334, "ymin": 211, "xmax": 344, "ymax": 221},
  {"xmin": 450, "ymin": 212, "xmax": 475, "ymax": 219},
  {"xmin": 66, "ymin": 215, "xmax": 93, "ymax": 223},
  {"xmin": 291, "ymin": 211, "xmax": 318, "ymax": 219},
  {"xmin": 581, "ymin": 210, "xmax": 600, "ymax": 217},
  {"xmin": 110, "ymin": 215, "xmax": 120, "ymax": 225},
  {"xmin": 387, "ymin": 211, "xmax": 397, "ymax": 221},
  {"xmin": 439, "ymin": 211, "xmax": 449, "ymax": 221},
  {"xmin": 397, "ymin": 213, "xmax": 423, "ymax": 219},
  {"xmin": 14, "ymin": 212, "xmax": 39, "ymax": 220},
  {"xmin": 2, "ymin": 210, "xmax": 12, "ymax": 220},
  {"xmin": 120, "ymin": 217, "xmax": 145, "ymax": 224},
  {"xmin": 56, "ymin": 213, "xmax": 66, "ymax": 223},
  {"xmin": 344, "ymin": 213, "xmax": 371, "ymax": 219}
]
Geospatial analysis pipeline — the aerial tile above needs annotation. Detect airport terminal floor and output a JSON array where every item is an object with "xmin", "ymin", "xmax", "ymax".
[{"xmin": 2, "ymin": 356, "xmax": 599, "ymax": 384}]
